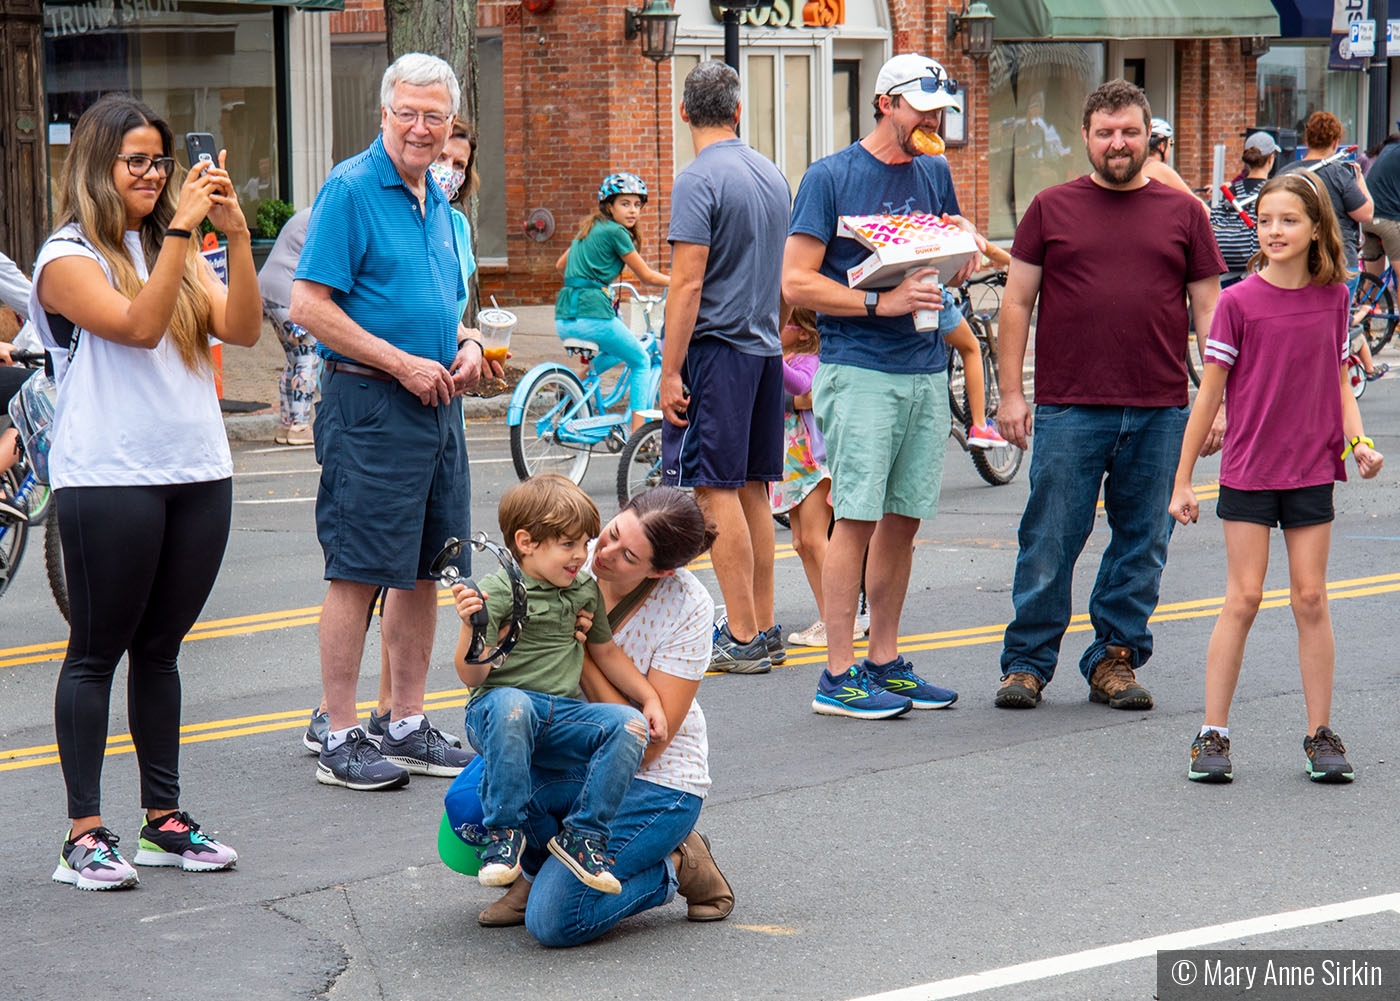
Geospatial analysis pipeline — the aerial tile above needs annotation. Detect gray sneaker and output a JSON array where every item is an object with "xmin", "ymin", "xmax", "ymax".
[
  {"xmin": 380, "ymin": 717, "xmax": 474, "ymax": 777},
  {"xmin": 316, "ymin": 727, "xmax": 410, "ymax": 791},
  {"xmin": 710, "ymin": 623, "xmax": 772, "ymax": 675},
  {"xmin": 302, "ymin": 707, "xmax": 329, "ymax": 755},
  {"xmin": 367, "ymin": 707, "xmax": 462, "ymax": 749}
]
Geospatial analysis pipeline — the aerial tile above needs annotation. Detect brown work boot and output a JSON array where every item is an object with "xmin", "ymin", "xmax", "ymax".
[
  {"xmin": 994, "ymin": 671, "xmax": 1044, "ymax": 708},
  {"xmin": 1088, "ymin": 645, "xmax": 1153, "ymax": 710},
  {"xmin": 671, "ymin": 831, "xmax": 733, "ymax": 922},
  {"xmin": 477, "ymin": 875, "xmax": 531, "ymax": 927}
]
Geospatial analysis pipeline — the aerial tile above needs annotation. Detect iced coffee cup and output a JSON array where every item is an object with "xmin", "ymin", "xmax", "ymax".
[{"xmin": 476, "ymin": 307, "xmax": 517, "ymax": 367}]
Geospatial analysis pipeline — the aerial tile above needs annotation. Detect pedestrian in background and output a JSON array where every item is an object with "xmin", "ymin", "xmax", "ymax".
[{"xmin": 258, "ymin": 207, "xmax": 317, "ymax": 445}]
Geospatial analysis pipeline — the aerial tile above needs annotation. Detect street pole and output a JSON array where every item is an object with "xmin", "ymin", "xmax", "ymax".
[
  {"xmin": 1369, "ymin": 0, "xmax": 1391, "ymax": 149},
  {"xmin": 723, "ymin": 7, "xmax": 740, "ymax": 73}
]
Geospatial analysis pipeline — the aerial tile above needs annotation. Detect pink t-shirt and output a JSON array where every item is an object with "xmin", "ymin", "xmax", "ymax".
[{"xmin": 1204, "ymin": 273, "xmax": 1349, "ymax": 490}]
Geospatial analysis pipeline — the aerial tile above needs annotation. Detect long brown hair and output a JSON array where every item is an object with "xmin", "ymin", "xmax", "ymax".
[
  {"xmin": 623, "ymin": 487, "xmax": 718, "ymax": 571},
  {"xmin": 573, "ymin": 200, "xmax": 642, "ymax": 250},
  {"xmin": 1249, "ymin": 173, "xmax": 1350, "ymax": 286},
  {"xmin": 55, "ymin": 93, "xmax": 213, "ymax": 372}
]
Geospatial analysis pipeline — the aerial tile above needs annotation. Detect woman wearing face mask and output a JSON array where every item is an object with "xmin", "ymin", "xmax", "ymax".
[{"xmin": 429, "ymin": 117, "xmax": 480, "ymax": 324}]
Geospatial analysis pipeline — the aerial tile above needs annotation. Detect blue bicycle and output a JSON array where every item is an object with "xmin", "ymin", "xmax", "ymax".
[
  {"xmin": 1, "ymin": 351, "xmax": 68, "ymax": 619},
  {"xmin": 507, "ymin": 282, "xmax": 664, "ymax": 483}
]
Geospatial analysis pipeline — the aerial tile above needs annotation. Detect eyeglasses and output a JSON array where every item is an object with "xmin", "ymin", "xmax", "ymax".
[
  {"xmin": 887, "ymin": 72, "xmax": 959, "ymax": 98},
  {"xmin": 116, "ymin": 154, "xmax": 177, "ymax": 178},
  {"xmin": 389, "ymin": 107, "xmax": 450, "ymax": 129}
]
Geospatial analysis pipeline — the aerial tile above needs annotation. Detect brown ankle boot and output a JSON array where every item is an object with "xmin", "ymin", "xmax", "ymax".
[
  {"xmin": 477, "ymin": 875, "xmax": 531, "ymax": 927},
  {"xmin": 671, "ymin": 831, "xmax": 733, "ymax": 922}
]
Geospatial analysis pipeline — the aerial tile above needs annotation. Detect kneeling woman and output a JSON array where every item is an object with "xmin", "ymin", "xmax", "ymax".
[{"xmin": 478, "ymin": 487, "xmax": 733, "ymax": 943}]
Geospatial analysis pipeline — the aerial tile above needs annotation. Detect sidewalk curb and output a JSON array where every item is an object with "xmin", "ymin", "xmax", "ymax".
[{"xmin": 222, "ymin": 394, "xmax": 511, "ymax": 442}]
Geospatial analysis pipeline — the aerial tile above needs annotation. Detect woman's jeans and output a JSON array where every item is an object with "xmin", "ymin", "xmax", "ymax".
[
  {"xmin": 463, "ymin": 687, "xmax": 646, "ymax": 839},
  {"xmin": 1000, "ymin": 404, "xmax": 1188, "ymax": 683},
  {"xmin": 522, "ymin": 771, "xmax": 701, "ymax": 948},
  {"xmin": 556, "ymin": 316, "xmax": 650, "ymax": 412}
]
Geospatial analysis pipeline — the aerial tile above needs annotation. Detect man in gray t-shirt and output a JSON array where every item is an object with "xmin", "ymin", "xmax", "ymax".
[{"xmin": 661, "ymin": 60, "xmax": 791, "ymax": 675}]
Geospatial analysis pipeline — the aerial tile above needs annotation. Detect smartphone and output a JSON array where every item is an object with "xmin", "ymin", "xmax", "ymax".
[{"xmin": 184, "ymin": 132, "xmax": 218, "ymax": 171}]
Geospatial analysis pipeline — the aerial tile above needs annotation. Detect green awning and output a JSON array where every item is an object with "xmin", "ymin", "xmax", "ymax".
[{"xmin": 989, "ymin": 0, "xmax": 1280, "ymax": 40}]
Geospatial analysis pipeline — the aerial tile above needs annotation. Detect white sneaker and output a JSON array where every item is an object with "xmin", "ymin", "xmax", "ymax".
[
  {"xmin": 276, "ymin": 423, "xmax": 313, "ymax": 445},
  {"xmin": 786, "ymin": 621, "xmax": 828, "ymax": 647},
  {"xmin": 855, "ymin": 612, "xmax": 870, "ymax": 638}
]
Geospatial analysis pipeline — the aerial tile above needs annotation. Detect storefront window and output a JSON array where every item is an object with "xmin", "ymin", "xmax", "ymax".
[
  {"xmin": 331, "ymin": 41, "xmax": 387, "ymax": 167},
  {"xmin": 986, "ymin": 42, "xmax": 1104, "ymax": 241},
  {"xmin": 475, "ymin": 34, "xmax": 506, "ymax": 262},
  {"xmin": 44, "ymin": 1, "xmax": 281, "ymax": 233},
  {"xmin": 1256, "ymin": 44, "xmax": 1362, "ymax": 149}
]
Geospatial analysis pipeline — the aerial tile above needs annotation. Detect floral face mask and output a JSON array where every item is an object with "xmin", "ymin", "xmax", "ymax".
[{"xmin": 429, "ymin": 161, "xmax": 466, "ymax": 201}]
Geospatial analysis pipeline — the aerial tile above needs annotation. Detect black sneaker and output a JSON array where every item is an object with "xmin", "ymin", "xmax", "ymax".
[
  {"xmin": 710, "ymin": 622, "xmax": 771, "ymax": 674},
  {"xmin": 379, "ymin": 717, "xmax": 474, "ymax": 777},
  {"xmin": 1303, "ymin": 726, "xmax": 1355, "ymax": 783},
  {"xmin": 316, "ymin": 727, "xmax": 410, "ymax": 791},
  {"xmin": 762, "ymin": 624, "xmax": 786, "ymax": 665},
  {"xmin": 1188, "ymin": 731, "xmax": 1233, "ymax": 783},
  {"xmin": 548, "ymin": 830, "xmax": 622, "ymax": 894},
  {"xmin": 133, "ymin": 810, "xmax": 238, "ymax": 871},
  {"xmin": 478, "ymin": 828, "xmax": 526, "ymax": 887}
]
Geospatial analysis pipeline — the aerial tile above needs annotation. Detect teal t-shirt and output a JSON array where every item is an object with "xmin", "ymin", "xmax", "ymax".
[
  {"xmin": 555, "ymin": 218, "xmax": 636, "ymax": 321},
  {"xmin": 468, "ymin": 566, "xmax": 613, "ymax": 700}
]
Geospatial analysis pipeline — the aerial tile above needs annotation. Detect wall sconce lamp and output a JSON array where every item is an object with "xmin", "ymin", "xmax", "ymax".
[
  {"xmin": 1240, "ymin": 36, "xmax": 1271, "ymax": 58},
  {"xmin": 624, "ymin": 0, "xmax": 682, "ymax": 63},
  {"xmin": 946, "ymin": 1, "xmax": 996, "ymax": 60}
]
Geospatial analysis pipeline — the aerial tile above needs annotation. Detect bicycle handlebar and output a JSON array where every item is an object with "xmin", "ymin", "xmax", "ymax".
[
  {"xmin": 608, "ymin": 281, "xmax": 666, "ymax": 305},
  {"xmin": 6, "ymin": 350, "xmax": 46, "ymax": 368}
]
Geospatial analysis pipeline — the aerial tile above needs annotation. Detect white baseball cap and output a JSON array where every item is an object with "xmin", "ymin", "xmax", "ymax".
[{"xmin": 874, "ymin": 53, "xmax": 963, "ymax": 114}]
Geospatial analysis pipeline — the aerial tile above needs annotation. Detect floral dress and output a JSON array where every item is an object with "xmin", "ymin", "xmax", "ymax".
[{"xmin": 770, "ymin": 350, "xmax": 831, "ymax": 515}]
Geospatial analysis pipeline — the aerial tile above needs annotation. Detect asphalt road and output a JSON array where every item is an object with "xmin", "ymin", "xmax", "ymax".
[{"xmin": 2, "ymin": 380, "xmax": 1399, "ymax": 1001}]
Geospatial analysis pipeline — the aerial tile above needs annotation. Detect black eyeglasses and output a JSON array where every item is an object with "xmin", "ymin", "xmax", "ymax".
[
  {"xmin": 116, "ymin": 154, "xmax": 177, "ymax": 178},
  {"xmin": 888, "ymin": 73, "xmax": 959, "ymax": 98}
]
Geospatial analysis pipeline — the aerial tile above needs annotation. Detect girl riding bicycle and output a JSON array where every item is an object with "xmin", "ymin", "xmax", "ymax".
[{"xmin": 555, "ymin": 172, "xmax": 669, "ymax": 432}]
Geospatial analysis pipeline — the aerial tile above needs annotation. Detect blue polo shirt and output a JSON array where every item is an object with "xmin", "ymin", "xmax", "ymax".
[{"xmin": 296, "ymin": 135, "xmax": 465, "ymax": 367}]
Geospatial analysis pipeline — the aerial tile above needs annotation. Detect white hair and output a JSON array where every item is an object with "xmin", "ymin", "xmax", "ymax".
[{"xmin": 380, "ymin": 53, "xmax": 461, "ymax": 114}]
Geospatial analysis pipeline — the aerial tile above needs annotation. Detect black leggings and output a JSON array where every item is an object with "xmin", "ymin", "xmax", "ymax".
[{"xmin": 54, "ymin": 479, "xmax": 232, "ymax": 818}]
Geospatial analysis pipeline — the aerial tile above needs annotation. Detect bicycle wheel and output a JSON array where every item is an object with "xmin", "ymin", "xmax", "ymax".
[
  {"xmin": 1351, "ymin": 271, "xmax": 1397, "ymax": 354},
  {"xmin": 615, "ymin": 420, "xmax": 664, "ymax": 509},
  {"xmin": 946, "ymin": 329, "xmax": 970, "ymax": 428},
  {"xmin": 45, "ymin": 503, "xmax": 70, "ymax": 623},
  {"xmin": 1185, "ymin": 327, "xmax": 1205, "ymax": 388},
  {"xmin": 968, "ymin": 324, "xmax": 1023, "ymax": 486},
  {"xmin": 0, "ymin": 469, "xmax": 30, "ymax": 600},
  {"xmin": 509, "ymin": 369, "xmax": 593, "ymax": 482}
]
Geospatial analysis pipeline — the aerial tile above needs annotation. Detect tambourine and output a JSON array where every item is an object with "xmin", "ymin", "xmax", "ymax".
[{"xmin": 430, "ymin": 532, "xmax": 529, "ymax": 665}]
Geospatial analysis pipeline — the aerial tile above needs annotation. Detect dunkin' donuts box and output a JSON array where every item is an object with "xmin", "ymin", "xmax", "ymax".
[{"xmin": 839, "ymin": 214, "xmax": 978, "ymax": 289}]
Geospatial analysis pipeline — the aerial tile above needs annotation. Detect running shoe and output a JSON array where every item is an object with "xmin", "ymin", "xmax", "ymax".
[
  {"xmin": 1188, "ymin": 730, "xmax": 1234, "ymax": 783},
  {"xmin": 51, "ymin": 827, "xmax": 139, "ymax": 891},
  {"xmin": 967, "ymin": 423, "xmax": 1009, "ymax": 449},
  {"xmin": 478, "ymin": 828, "xmax": 526, "ymax": 887},
  {"xmin": 316, "ymin": 727, "xmax": 410, "ymax": 790},
  {"xmin": 762, "ymin": 624, "xmax": 787, "ymax": 665},
  {"xmin": 380, "ymin": 717, "xmax": 474, "ymax": 777},
  {"xmin": 548, "ymin": 830, "xmax": 622, "ymax": 894},
  {"xmin": 0, "ymin": 491, "xmax": 27, "ymax": 524},
  {"xmin": 368, "ymin": 708, "xmax": 462, "ymax": 749},
  {"xmin": 1367, "ymin": 362, "xmax": 1390, "ymax": 382},
  {"xmin": 302, "ymin": 707, "xmax": 329, "ymax": 754},
  {"xmin": 865, "ymin": 655, "xmax": 958, "ymax": 709},
  {"xmin": 812, "ymin": 664, "xmax": 912, "ymax": 719},
  {"xmin": 1303, "ymin": 726, "xmax": 1355, "ymax": 783},
  {"xmin": 133, "ymin": 811, "xmax": 238, "ymax": 871},
  {"xmin": 710, "ymin": 623, "xmax": 771, "ymax": 674}
]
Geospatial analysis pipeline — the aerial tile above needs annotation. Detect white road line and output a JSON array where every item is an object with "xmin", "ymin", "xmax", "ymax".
[
  {"xmin": 847, "ymin": 893, "xmax": 1400, "ymax": 1001},
  {"xmin": 236, "ymin": 497, "xmax": 317, "ymax": 505}
]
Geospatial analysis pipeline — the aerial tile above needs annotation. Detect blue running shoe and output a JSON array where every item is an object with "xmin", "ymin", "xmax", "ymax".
[
  {"xmin": 316, "ymin": 727, "xmax": 410, "ymax": 791},
  {"xmin": 812, "ymin": 665, "xmax": 912, "ymax": 719},
  {"xmin": 711, "ymin": 622, "xmax": 772, "ymax": 674},
  {"xmin": 866, "ymin": 655, "xmax": 958, "ymax": 709},
  {"xmin": 380, "ymin": 717, "xmax": 475, "ymax": 777},
  {"xmin": 763, "ymin": 624, "xmax": 786, "ymax": 665},
  {"xmin": 368, "ymin": 707, "xmax": 463, "ymax": 749}
]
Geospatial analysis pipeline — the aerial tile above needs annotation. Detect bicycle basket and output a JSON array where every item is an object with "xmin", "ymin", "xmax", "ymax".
[{"xmin": 7, "ymin": 371, "xmax": 57, "ymax": 483}]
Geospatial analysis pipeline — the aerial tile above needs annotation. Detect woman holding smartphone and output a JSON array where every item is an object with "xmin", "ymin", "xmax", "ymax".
[{"xmin": 31, "ymin": 94, "xmax": 261, "ymax": 890}]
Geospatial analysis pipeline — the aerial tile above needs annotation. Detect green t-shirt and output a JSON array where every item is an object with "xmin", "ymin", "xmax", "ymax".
[
  {"xmin": 554, "ymin": 218, "xmax": 636, "ymax": 321},
  {"xmin": 468, "ymin": 566, "xmax": 613, "ymax": 700}
]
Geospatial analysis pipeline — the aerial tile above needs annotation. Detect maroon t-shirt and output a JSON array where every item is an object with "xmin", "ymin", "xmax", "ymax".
[{"xmin": 1011, "ymin": 176, "xmax": 1225, "ymax": 407}]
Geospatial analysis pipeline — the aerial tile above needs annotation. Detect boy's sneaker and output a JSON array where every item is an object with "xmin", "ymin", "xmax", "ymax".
[
  {"xmin": 1366, "ymin": 362, "xmax": 1390, "ymax": 382},
  {"xmin": 1088, "ymin": 645, "xmax": 1154, "ymax": 710},
  {"xmin": 133, "ymin": 810, "xmax": 238, "ymax": 871},
  {"xmin": 763, "ymin": 624, "xmax": 786, "ymax": 665},
  {"xmin": 812, "ymin": 664, "xmax": 913, "ymax": 720},
  {"xmin": 1303, "ymin": 726, "xmax": 1355, "ymax": 783},
  {"xmin": 548, "ymin": 830, "xmax": 622, "ymax": 894},
  {"xmin": 367, "ymin": 708, "xmax": 462, "ymax": 749},
  {"xmin": 51, "ymin": 827, "xmax": 139, "ymax": 891},
  {"xmin": 316, "ymin": 727, "xmax": 410, "ymax": 790},
  {"xmin": 479, "ymin": 828, "xmax": 526, "ymax": 887},
  {"xmin": 302, "ymin": 707, "xmax": 330, "ymax": 754},
  {"xmin": 380, "ymin": 717, "xmax": 474, "ymax": 777},
  {"xmin": 710, "ymin": 623, "xmax": 771, "ymax": 674},
  {"xmin": 995, "ymin": 672, "xmax": 1044, "ymax": 708},
  {"xmin": 967, "ymin": 423, "xmax": 1009, "ymax": 449},
  {"xmin": 1188, "ymin": 731, "xmax": 1234, "ymax": 783},
  {"xmin": 865, "ymin": 655, "xmax": 958, "ymax": 709}
]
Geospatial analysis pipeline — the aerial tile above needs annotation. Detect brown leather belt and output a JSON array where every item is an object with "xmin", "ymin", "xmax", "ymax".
[{"xmin": 325, "ymin": 359, "xmax": 394, "ymax": 383}]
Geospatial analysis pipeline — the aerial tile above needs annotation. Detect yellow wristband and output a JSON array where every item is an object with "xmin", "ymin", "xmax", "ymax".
[{"xmin": 1340, "ymin": 435, "xmax": 1374, "ymax": 460}]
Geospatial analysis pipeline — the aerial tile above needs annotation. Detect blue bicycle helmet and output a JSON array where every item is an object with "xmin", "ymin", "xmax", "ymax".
[{"xmin": 598, "ymin": 171, "xmax": 648, "ymax": 206}]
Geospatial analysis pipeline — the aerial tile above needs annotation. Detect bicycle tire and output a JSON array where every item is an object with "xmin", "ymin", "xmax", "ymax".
[
  {"xmin": 946, "ymin": 329, "xmax": 970, "ymax": 428},
  {"xmin": 0, "ymin": 468, "xmax": 30, "ymax": 601},
  {"xmin": 1348, "ymin": 358, "xmax": 1367, "ymax": 400},
  {"xmin": 968, "ymin": 321, "xmax": 1023, "ymax": 486},
  {"xmin": 1351, "ymin": 271, "xmax": 1397, "ymax": 354},
  {"xmin": 44, "ymin": 503, "xmax": 70, "ymax": 623},
  {"xmin": 509, "ymin": 369, "xmax": 593, "ymax": 483},
  {"xmin": 615, "ymin": 420, "xmax": 664, "ymax": 509},
  {"xmin": 1185, "ymin": 328, "xmax": 1205, "ymax": 388}
]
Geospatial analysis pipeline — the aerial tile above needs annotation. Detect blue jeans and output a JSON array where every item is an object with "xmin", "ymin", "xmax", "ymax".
[
  {"xmin": 556, "ymin": 316, "xmax": 650, "ymax": 412},
  {"xmin": 1000, "ymin": 404, "xmax": 1189, "ymax": 683},
  {"xmin": 521, "ymin": 771, "xmax": 701, "ymax": 948},
  {"xmin": 463, "ymin": 688, "xmax": 646, "ymax": 839}
]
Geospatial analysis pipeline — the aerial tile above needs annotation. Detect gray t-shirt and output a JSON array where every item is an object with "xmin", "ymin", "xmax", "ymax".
[
  {"xmin": 668, "ymin": 138, "xmax": 790, "ymax": 356},
  {"xmin": 257, "ymin": 207, "xmax": 311, "ymax": 308},
  {"xmin": 1280, "ymin": 159, "xmax": 1366, "ymax": 270}
]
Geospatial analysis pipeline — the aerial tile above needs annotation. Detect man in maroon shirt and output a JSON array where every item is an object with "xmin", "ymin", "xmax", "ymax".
[{"xmin": 993, "ymin": 79, "xmax": 1225, "ymax": 711}]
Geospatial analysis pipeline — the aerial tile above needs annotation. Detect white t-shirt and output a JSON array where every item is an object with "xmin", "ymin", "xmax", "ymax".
[
  {"xmin": 29, "ymin": 224, "xmax": 231, "ymax": 489},
  {"xmin": 606, "ymin": 566, "xmax": 714, "ymax": 799}
]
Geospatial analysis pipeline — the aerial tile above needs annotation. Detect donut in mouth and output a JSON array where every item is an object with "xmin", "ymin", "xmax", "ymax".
[{"xmin": 911, "ymin": 129, "xmax": 945, "ymax": 156}]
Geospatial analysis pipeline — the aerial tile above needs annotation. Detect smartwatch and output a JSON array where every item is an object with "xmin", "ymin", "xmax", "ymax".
[{"xmin": 865, "ymin": 290, "xmax": 880, "ymax": 317}]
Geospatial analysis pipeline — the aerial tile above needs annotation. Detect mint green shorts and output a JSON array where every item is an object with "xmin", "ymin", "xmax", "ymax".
[{"xmin": 811, "ymin": 363, "xmax": 949, "ymax": 522}]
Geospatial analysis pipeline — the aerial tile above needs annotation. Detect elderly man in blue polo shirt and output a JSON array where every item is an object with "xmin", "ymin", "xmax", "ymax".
[{"xmin": 292, "ymin": 53, "xmax": 500, "ymax": 791}]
